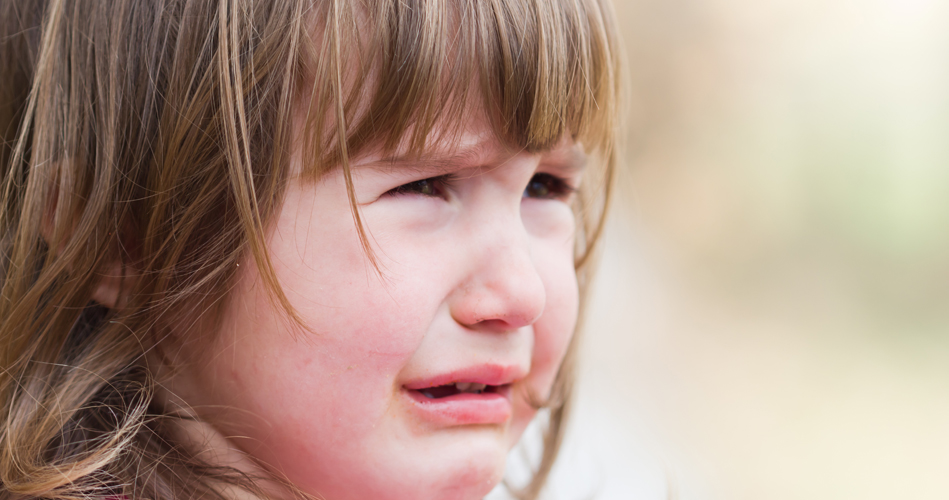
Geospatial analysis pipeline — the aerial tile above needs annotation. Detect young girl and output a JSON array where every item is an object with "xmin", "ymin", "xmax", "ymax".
[{"xmin": 0, "ymin": 1, "xmax": 620, "ymax": 499}]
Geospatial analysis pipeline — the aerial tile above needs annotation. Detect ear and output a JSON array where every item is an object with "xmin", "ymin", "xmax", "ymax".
[
  {"xmin": 84, "ymin": 227, "xmax": 139, "ymax": 310},
  {"xmin": 91, "ymin": 257, "xmax": 135, "ymax": 309},
  {"xmin": 40, "ymin": 178, "xmax": 137, "ymax": 310},
  {"xmin": 41, "ymin": 225, "xmax": 138, "ymax": 310}
]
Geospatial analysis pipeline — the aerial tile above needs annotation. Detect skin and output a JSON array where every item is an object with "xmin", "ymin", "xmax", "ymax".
[{"xmin": 159, "ymin": 113, "xmax": 586, "ymax": 500}]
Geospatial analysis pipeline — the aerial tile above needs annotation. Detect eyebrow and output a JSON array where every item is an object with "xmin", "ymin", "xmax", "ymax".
[
  {"xmin": 541, "ymin": 146, "xmax": 588, "ymax": 176},
  {"xmin": 360, "ymin": 142, "xmax": 588, "ymax": 177},
  {"xmin": 363, "ymin": 142, "xmax": 495, "ymax": 176}
]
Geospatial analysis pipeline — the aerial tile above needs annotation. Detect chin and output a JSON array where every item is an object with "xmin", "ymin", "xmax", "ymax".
[
  {"xmin": 304, "ymin": 430, "xmax": 511, "ymax": 500},
  {"xmin": 391, "ymin": 432, "xmax": 510, "ymax": 500},
  {"xmin": 423, "ymin": 461, "xmax": 507, "ymax": 500}
]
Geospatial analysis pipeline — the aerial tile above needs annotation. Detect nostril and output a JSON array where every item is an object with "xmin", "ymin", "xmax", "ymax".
[
  {"xmin": 471, "ymin": 318, "xmax": 513, "ymax": 331},
  {"xmin": 451, "ymin": 282, "xmax": 546, "ymax": 331}
]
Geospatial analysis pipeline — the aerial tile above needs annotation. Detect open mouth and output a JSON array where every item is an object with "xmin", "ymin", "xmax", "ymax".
[
  {"xmin": 403, "ymin": 376, "xmax": 517, "ymax": 424},
  {"xmin": 415, "ymin": 382, "xmax": 505, "ymax": 399}
]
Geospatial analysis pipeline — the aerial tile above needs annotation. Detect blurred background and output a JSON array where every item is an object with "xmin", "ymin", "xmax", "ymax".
[{"xmin": 554, "ymin": 0, "xmax": 949, "ymax": 499}]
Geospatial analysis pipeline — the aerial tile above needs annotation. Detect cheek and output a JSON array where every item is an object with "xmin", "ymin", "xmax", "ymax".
[
  {"xmin": 270, "ymin": 183, "xmax": 433, "ymax": 359},
  {"xmin": 528, "ymin": 229, "xmax": 581, "ymax": 396},
  {"xmin": 506, "ymin": 234, "xmax": 578, "ymax": 446},
  {"xmin": 260, "ymin": 248, "xmax": 431, "ymax": 388},
  {"xmin": 198, "ymin": 184, "xmax": 444, "ymax": 450},
  {"xmin": 199, "ymin": 245, "xmax": 442, "ymax": 489},
  {"xmin": 533, "ymin": 259, "xmax": 579, "ymax": 392}
]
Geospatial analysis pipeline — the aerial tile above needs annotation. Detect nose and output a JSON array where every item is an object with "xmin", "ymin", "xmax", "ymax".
[{"xmin": 449, "ymin": 216, "xmax": 547, "ymax": 332}]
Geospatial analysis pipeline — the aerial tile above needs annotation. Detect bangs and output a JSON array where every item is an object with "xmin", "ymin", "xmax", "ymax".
[{"xmin": 301, "ymin": 0, "xmax": 621, "ymax": 174}]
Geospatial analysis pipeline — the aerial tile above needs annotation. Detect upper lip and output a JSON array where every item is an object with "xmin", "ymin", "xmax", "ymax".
[{"xmin": 402, "ymin": 364, "xmax": 528, "ymax": 390}]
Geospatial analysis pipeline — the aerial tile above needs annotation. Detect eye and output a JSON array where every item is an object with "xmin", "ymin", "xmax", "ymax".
[
  {"xmin": 523, "ymin": 173, "xmax": 576, "ymax": 200},
  {"xmin": 386, "ymin": 176, "xmax": 451, "ymax": 198}
]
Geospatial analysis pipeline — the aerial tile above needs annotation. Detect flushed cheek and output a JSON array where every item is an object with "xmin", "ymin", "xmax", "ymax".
[
  {"xmin": 531, "ymin": 276, "xmax": 578, "ymax": 387},
  {"xmin": 506, "ymin": 241, "xmax": 579, "ymax": 442},
  {"xmin": 210, "ymin": 310, "xmax": 424, "ymax": 487},
  {"xmin": 219, "ymin": 327, "xmax": 404, "ymax": 435},
  {"xmin": 520, "ymin": 202, "xmax": 579, "ymax": 391},
  {"xmin": 267, "ymin": 210, "xmax": 435, "ymax": 359},
  {"xmin": 535, "ymin": 232, "xmax": 580, "ymax": 376},
  {"xmin": 506, "ymin": 308, "xmax": 576, "ymax": 438},
  {"xmin": 208, "ymin": 262, "xmax": 430, "ymax": 425}
]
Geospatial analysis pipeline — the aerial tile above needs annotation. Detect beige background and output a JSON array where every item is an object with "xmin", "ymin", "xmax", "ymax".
[{"xmin": 563, "ymin": 0, "xmax": 949, "ymax": 499}]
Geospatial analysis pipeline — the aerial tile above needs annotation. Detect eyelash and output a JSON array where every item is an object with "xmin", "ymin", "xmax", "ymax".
[
  {"xmin": 386, "ymin": 173, "xmax": 576, "ymax": 200},
  {"xmin": 386, "ymin": 174, "xmax": 456, "ymax": 198}
]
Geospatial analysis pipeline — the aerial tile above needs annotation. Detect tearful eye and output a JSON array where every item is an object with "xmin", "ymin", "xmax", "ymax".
[
  {"xmin": 523, "ymin": 173, "xmax": 575, "ymax": 200},
  {"xmin": 386, "ymin": 176, "xmax": 449, "ymax": 198}
]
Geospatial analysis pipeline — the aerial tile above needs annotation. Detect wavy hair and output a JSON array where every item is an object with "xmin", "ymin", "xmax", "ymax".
[{"xmin": 0, "ymin": 1, "xmax": 622, "ymax": 499}]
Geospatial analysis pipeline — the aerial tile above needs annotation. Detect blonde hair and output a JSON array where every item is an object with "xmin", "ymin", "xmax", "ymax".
[{"xmin": 0, "ymin": 1, "xmax": 622, "ymax": 499}]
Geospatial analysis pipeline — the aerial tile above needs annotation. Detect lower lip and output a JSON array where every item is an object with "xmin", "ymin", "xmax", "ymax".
[{"xmin": 404, "ymin": 387, "xmax": 513, "ymax": 425}]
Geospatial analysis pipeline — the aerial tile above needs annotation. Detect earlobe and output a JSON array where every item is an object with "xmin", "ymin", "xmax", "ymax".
[
  {"xmin": 86, "ymin": 231, "xmax": 139, "ymax": 310},
  {"xmin": 91, "ymin": 259, "xmax": 132, "ymax": 309}
]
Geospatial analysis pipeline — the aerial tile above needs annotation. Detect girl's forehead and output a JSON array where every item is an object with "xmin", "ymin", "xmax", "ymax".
[{"xmin": 295, "ymin": 0, "xmax": 617, "ymax": 180}]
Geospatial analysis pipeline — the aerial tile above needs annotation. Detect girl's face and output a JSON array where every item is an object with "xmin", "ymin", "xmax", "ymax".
[{"xmin": 170, "ymin": 114, "xmax": 584, "ymax": 500}]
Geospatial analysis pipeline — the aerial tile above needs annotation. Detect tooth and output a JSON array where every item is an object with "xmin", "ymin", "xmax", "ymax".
[
  {"xmin": 421, "ymin": 389, "xmax": 435, "ymax": 399},
  {"xmin": 454, "ymin": 382, "xmax": 487, "ymax": 393}
]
